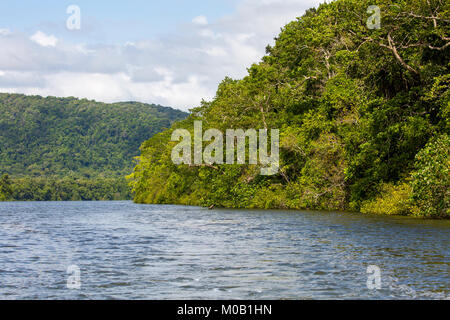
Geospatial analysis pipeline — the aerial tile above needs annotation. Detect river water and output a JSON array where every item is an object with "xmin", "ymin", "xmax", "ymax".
[{"xmin": 0, "ymin": 201, "xmax": 448, "ymax": 299}]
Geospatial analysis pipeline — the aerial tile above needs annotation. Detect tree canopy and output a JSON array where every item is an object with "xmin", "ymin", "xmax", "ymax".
[
  {"xmin": 128, "ymin": 0, "xmax": 449, "ymax": 218},
  {"xmin": 0, "ymin": 93, "xmax": 187, "ymax": 200}
]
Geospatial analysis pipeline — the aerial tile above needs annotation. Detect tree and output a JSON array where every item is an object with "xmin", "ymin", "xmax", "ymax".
[
  {"xmin": 128, "ymin": 0, "xmax": 449, "ymax": 217},
  {"xmin": 411, "ymin": 134, "xmax": 449, "ymax": 218},
  {"xmin": 0, "ymin": 174, "xmax": 12, "ymax": 201}
]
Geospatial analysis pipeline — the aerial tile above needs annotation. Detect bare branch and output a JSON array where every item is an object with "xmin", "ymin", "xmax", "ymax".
[
  {"xmin": 379, "ymin": 33, "xmax": 419, "ymax": 75},
  {"xmin": 428, "ymin": 42, "xmax": 450, "ymax": 51}
]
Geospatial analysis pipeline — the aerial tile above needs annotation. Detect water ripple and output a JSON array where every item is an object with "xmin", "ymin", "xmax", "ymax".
[{"xmin": 0, "ymin": 201, "xmax": 448, "ymax": 299}]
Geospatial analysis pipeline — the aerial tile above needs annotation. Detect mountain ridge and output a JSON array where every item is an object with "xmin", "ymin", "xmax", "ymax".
[
  {"xmin": 0, "ymin": 92, "xmax": 188, "ymax": 201},
  {"xmin": 0, "ymin": 92, "xmax": 187, "ymax": 177}
]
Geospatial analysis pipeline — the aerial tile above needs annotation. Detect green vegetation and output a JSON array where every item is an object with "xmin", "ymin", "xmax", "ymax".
[
  {"xmin": 410, "ymin": 134, "xmax": 449, "ymax": 218},
  {"xmin": 0, "ymin": 174, "xmax": 12, "ymax": 201},
  {"xmin": 8, "ymin": 176, "xmax": 131, "ymax": 201},
  {"xmin": 361, "ymin": 182, "xmax": 417, "ymax": 216},
  {"xmin": 128, "ymin": 0, "xmax": 449, "ymax": 218},
  {"xmin": 0, "ymin": 93, "xmax": 187, "ymax": 200}
]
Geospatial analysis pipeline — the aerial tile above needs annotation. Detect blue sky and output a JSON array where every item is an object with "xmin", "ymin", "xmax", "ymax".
[
  {"xmin": 0, "ymin": 0, "xmax": 323, "ymax": 110},
  {"xmin": 0, "ymin": 0, "xmax": 238, "ymax": 42}
]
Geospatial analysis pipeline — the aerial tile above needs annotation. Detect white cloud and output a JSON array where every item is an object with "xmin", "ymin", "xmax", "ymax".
[
  {"xmin": 192, "ymin": 15, "xmax": 208, "ymax": 26},
  {"xmin": 30, "ymin": 31, "xmax": 58, "ymax": 47},
  {"xmin": 201, "ymin": 46, "xmax": 227, "ymax": 57},
  {"xmin": 0, "ymin": 0, "xmax": 324, "ymax": 111},
  {"xmin": 0, "ymin": 28, "xmax": 11, "ymax": 36}
]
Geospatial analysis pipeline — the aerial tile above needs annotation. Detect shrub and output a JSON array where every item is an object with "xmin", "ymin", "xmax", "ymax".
[
  {"xmin": 0, "ymin": 174, "xmax": 13, "ymax": 201},
  {"xmin": 360, "ymin": 183, "xmax": 416, "ymax": 216},
  {"xmin": 410, "ymin": 134, "xmax": 449, "ymax": 218}
]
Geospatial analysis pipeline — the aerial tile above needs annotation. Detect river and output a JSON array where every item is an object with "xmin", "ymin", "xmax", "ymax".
[{"xmin": 0, "ymin": 201, "xmax": 448, "ymax": 299}]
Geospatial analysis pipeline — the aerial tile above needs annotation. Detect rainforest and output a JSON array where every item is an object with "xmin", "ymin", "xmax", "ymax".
[
  {"xmin": 0, "ymin": 94, "xmax": 187, "ymax": 201},
  {"xmin": 127, "ymin": 0, "xmax": 449, "ymax": 218}
]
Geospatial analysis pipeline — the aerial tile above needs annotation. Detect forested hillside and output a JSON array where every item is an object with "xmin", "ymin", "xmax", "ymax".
[
  {"xmin": 128, "ymin": 0, "xmax": 449, "ymax": 218},
  {"xmin": 0, "ymin": 93, "xmax": 187, "ymax": 200}
]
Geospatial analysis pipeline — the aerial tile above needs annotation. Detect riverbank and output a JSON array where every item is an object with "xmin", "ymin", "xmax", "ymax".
[{"xmin": 134, "ymin": 198, "xmax": 449, "ymax": 220}]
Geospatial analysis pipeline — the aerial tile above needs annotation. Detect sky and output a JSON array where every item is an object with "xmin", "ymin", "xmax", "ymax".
[{"xmin": 0, "ymin": 0, "xmax": 324, "ymax": 111}]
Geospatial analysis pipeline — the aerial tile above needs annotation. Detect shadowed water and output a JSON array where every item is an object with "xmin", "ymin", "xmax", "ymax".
[{"xmin": 0, "ymin": 201, "xmax": 448, "ymax": 299}]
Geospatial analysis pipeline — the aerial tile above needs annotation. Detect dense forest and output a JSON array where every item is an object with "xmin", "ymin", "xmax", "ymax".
[
  {"xmin": 0, "ymin": 94, "xmax": 187, "ymax": 200},
  {"xmin": 128, "ymin": 0, "xmax": 449, "ymax": 218}
]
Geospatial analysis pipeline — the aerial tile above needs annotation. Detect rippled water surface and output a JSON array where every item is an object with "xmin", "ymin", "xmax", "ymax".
[{"xmin": 0, "ymin": 201, "xmax": 448, "ymax": 299}]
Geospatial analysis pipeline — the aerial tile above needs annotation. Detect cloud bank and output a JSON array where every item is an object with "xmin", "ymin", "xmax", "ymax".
[{"xmin": 0, "ymin": 0, "xmax": 322, "ymax": 111}]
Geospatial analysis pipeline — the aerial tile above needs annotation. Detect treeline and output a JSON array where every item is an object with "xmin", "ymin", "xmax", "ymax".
[
  {"xmin": 128, "ymin": 0, "xmax": 449, "ymax": 218},
  {"xmin": 0, "ymin": 174, "xmax": 130, "ymax": 201}
]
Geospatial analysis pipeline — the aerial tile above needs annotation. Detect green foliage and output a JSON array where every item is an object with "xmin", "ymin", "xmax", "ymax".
[
  {"xmin": 0, "ymin": 174, "xmax": 12, "ymax": 201},
  {"xmin": 129, "ymin": 0, "xmax": 449, "ymax": 217},
  {"xmin": 410, "ymin": 134, "xmax": 449, "ymax": 218},
  {"xmin": 0, "ymin": 94, "xmax": 187, "ymax": 201},
  {"xmin": 9, "ymin": 176, "xmax": 131, "ymax": 201},
  {"xmin": 0, "ymin": 94, "xmax": 187, "ymax": 178},
  {"xmin": 360, "ymin": 183, "xmax": 417, "ymax": 216}
]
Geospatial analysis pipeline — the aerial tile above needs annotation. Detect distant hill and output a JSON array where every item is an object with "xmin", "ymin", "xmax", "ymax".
[{"xmin": 0, "ymin": 93, "xmax": 187, "ymax": 178}]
